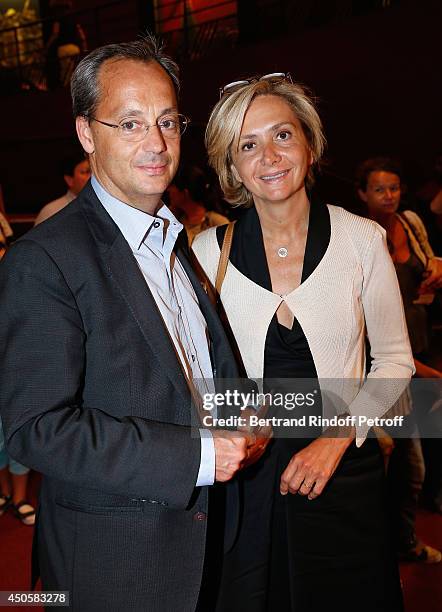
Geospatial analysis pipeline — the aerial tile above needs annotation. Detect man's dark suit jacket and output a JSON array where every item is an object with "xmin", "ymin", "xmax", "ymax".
[{"xmin": 0, "ymin": 182, "xmax": 240, "ymax": 611}]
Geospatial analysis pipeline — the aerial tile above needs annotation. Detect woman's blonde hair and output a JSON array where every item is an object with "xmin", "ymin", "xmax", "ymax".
[{"xmin": 205, "ymin": 78, "xmax": 326, "ymax": 207}]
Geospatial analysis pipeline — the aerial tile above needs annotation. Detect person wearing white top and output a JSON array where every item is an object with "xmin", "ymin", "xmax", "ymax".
[
  {"xmin": 193, "ymin": 73, "xmax": 414, "ymax": 611},
  {"xmin": 34, "ymin": 154, "xmax": 90, "ymax": 225}
]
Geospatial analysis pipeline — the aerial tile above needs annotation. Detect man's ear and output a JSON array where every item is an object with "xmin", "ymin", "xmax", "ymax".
[
  {"xmin": 76, "ymin": 116, "xmax": 95, "ymax": 154},
  {"xmin": 357, "ymin": 188, "xmax": 368, "ymax": 203},
  {"xmin": 231, "ymin": 163, "xmax": 242, "ymax": 183}
]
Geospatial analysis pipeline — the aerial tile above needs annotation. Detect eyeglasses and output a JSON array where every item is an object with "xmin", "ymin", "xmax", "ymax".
[
  {"xmin": 219, "ymin": 72, "xmax": 292, "ymax": 98},
  {"xmin": 88, "ymin": 113, "xmax": 189, "ymax": 142}
]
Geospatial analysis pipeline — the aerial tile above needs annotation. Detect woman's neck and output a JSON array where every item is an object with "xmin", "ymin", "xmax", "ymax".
[{"xmin": 254, "ymin": 191, "xmax": 311, "ymax": 241}]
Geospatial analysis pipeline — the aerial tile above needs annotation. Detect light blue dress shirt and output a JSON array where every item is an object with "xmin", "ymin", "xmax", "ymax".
[{"xmin": 91, "ymin": 176, "xmax": 215, "ymax": 486}]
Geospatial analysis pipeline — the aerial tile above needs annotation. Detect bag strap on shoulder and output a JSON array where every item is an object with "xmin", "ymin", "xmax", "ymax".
[
  {"xmin": 397, "ymin": 212, "xmax": 429, "ymax": 265},
  {"xmin": 215, "ymin": 221, "xmax": 236, "ymax": 297}
]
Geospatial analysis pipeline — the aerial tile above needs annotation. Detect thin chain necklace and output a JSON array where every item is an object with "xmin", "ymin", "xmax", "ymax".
[{"xmin": 262, "ymin": 212, "xmax": 309, "ymax": 259}]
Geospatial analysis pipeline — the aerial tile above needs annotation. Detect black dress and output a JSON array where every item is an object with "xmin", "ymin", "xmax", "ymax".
[{"xmin": 215, "ymin": 201, "xmax": 403, "ymax": 612}]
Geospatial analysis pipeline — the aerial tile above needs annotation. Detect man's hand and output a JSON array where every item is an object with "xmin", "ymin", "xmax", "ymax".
[
  {"xmin": 280, "ymin": 431, "xmax": 354, "ymax": 500},
  {"xmin": 212, "ymin": 430, "xmax": 252, "ymax": 482}
]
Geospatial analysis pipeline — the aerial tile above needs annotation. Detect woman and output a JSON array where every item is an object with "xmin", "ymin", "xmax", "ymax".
[
  {"xmin": 356, "ymin": 157, "xmax": 442, "ymax": 366},
  {"xmin": 193, "ymin": 75, "xmax": 414, "ymax": 611},
  {"xmin": 357, "ymin": 157, "xmax": 442, "ymax": 554}
]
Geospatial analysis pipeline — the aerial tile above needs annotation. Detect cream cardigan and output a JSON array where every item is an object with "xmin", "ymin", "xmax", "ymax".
[{"xmin": 193, "ymin": 205, "xmax": 415, "ymax": 445}]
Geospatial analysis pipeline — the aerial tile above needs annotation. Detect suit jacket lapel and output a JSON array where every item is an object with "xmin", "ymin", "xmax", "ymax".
[{"xmin": 80, "ymin": 184, "xmax": 191, "ymax": 407}]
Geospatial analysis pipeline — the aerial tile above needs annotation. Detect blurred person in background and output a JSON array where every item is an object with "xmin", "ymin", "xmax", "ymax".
[
  {"xmin": 416, "ymin": 151, "xmax": 442, "ymax": 254},
  {"xmin": 356, "ymin": 158, "xmax": 442, "ymax": 375},
  {"xmin": 0, "ymin": 210, "xmax": 13, "ymax": 258},
  {"xmin": 34, "ymin": 151, "xmax": 90, "ymax": 225},
  {"xmin": 429, "ymin": 183, "xmax": 442, "ymax": 235},
  {"xmin": 46, "ymin": 0, "xmax": 87, "ymax": 88},
  {"xmin": 1, "ymin": 219, "xmax": 34, "ymax": 526},
  {"xmin": 168, "ymin": 163, "xmax": 229, "ymax": 244},
  {"xmin": 357, "ymin": 157, "xmax": 442, "ymax": 561},
  {"xmin": 0, "ymin": 417, "xmax": 35, "ymax": 526}
]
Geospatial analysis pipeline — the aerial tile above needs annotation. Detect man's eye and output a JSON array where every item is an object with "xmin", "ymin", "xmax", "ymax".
[
  {"xmin": 276, "ymin": 130, "xmax": 291, "ymax": 141},
  {"xmin": 159, "ymin": 117, "xmax": 178, "ymax": 130},
  {"xmin": 121, "ymin": 120, "xmax": 142, "ymax": 132}
]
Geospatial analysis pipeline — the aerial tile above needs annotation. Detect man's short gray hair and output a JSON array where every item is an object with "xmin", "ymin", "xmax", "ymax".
[{"xmin": 71, "ymin": 33, "xmax": 180, "ymax": 119}]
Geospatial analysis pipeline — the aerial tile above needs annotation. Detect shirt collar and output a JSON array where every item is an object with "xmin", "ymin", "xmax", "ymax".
[{"xmin": 91, "ymin": 175, "xmax": 183, "ymax": 252}]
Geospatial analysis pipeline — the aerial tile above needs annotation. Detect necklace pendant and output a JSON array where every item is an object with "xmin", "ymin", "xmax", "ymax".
[{"xmin": 277, "ymin": 247, "xmax": 288, "ymax": 258}]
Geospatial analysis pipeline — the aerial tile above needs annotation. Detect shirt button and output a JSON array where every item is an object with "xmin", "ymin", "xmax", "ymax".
[
  {"xmin": 153, "ymin": 221, "xmax": 161, "ymax": 228},
  {"xmin": 193, "ymin": 511, "xmax": 206, "ymax": 522}
]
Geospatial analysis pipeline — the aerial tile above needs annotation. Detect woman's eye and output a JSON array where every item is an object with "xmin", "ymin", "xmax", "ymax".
[
  {"xmin": 276, "ymin": 130, "xmax": 291, "ymax": 141},
  {"xmin": 241, "ymin": 142, "xmax": 255, "ymax": 151}
]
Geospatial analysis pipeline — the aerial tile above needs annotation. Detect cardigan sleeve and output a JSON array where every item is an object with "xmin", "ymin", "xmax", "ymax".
[
  {"xmin": 192, "ymin": 227, "xmax": 219, "ymax": 285},
  {"xmin": 347, "ymin": 225, "xmax": 415, "ymax": 445}
]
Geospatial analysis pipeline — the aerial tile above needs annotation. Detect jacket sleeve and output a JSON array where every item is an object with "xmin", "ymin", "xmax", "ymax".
[{"xmin": 0, "ymin": 240, "xmax": 201, "ymax": 508}]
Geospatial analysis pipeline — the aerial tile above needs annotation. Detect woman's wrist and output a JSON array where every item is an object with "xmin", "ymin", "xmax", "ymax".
[{"xmin": 321, "ymin": 420, "xmax": 355, "ymax": 446}]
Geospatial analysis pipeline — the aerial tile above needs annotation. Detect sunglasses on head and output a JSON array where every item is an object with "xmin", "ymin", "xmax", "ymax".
[{"xmin": 219, "ymin": 72, "xmax": 292, "ymax": 98}]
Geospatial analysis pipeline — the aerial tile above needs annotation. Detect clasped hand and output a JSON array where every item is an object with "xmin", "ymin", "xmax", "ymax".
[{"xmin": 212, "ymin": 408, "xmax": 272, "ymax": 482}]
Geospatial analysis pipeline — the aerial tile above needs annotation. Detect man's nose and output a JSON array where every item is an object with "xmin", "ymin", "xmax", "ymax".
[{"xmin": 142, "ymin": 124, "xmax": 167, "ymax": 153}]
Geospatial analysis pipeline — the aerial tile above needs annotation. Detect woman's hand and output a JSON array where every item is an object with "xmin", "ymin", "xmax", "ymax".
[
  {"xmin": 280, "ymin": 430, "xmax": 354, "ymax": 500},
  {"xmin": 421, "ymin": 258, "xmax": 442, "ymax": 291},
  {"xmin": 241, "ymin": 432, "xmax": 272, "ymax": 469}
]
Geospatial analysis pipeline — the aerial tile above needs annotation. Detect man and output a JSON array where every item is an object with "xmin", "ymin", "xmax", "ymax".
[
  {"xmin": 0, "ymin": 36, "xmax": 257, "ymax": 611},
  {"xmin": 34, "ymin": 153, "xmax": 90, "ymax": 225}
]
